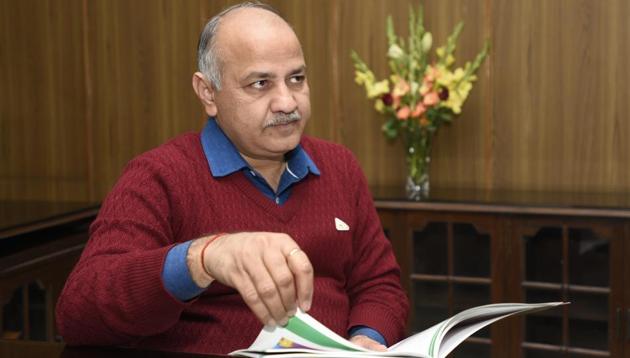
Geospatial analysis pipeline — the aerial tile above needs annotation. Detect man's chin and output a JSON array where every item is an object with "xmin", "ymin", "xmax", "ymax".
[{"xmin": 266, "ymin": 136, "xmax": 302, "ymax": 156}]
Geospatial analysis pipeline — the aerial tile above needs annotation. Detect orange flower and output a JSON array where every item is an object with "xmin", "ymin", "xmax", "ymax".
[
  {"xmin": 411, "ymin": 102, "xmax": 426, "ymax": 118},
  {"xmin": 423, "ymin": 91, "xmax": 440, "ymax": 106},
  {"xmin": 392, "ymin": 95, "xmax": 402, "ymax": 109},
  {"xmin": 420, "ymin": 80, "xmax": 432, "ymax": 96},
  {"xmin": 425, "ymin": 65, "xmax": 439, "ymax": 82},
  {"xmin": 393, "ymin": 78, "xmax": 411, "ymax": 97},
  {"xmin": 396, "ymin": 106, "xmax": 411, "ymax": 120}
]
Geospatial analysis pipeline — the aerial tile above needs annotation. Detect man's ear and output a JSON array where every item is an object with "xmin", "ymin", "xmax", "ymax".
[{"xmin": 192, "ymin": 72, "xmax": 218, "ymax": 117}]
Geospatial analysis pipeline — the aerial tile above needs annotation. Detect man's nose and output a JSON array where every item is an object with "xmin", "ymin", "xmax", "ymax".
[{"xmin": 270, "ymin": 83, "xmax": 298, "ymax": 113}]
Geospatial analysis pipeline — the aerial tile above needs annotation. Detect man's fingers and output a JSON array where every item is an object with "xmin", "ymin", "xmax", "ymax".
[
  {"xmin": 234, "ymin": 273, "xmax": 275, "ymax": 326},
  {"xmin": 201, "ymin": 232, "xmax": 313, "ymax": 325},
  {"xmin": 244, "ymin": 256, "xmax": 289, "ymax": 325},
  {"xmin": 263, "ymin": 250, "xmax": 297, "ymax": 316},
  {"xmin": 285, "ymin": 248, "xmax": 313, "ymax": 312}
]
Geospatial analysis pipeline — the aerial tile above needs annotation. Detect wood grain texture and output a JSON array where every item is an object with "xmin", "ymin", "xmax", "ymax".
[
  {"xmin": 0, "ymin": 0, "xmax": 89, "ymax": 200},
  {"xmin": 492, "ymin": 0, "xmax": 630, "ymax": 192},
  {"xmin": 86, "ymin": 0, "xmax": 206, "ymax": 198},
  {"xmin": 1, "ymin": 0, "xmax": 629, "ymax": 201}
]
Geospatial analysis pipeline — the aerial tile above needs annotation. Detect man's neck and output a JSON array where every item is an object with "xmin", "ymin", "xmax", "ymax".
[{"xmin": 241, "ymin": 154, "xmax": 286, "ymax": 192}]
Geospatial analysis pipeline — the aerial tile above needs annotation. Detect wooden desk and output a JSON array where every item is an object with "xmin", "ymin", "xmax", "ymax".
[
  {"xmin": 373, "ymin": 186, "xmax": 630, "ymax": 358},
  {"xmin": 0, "ymin": 339, "xmax": 225, "ymax": 358},
  {"xmin": 0, "ymin": 201, "xmax": 99, "ymax": 341}
]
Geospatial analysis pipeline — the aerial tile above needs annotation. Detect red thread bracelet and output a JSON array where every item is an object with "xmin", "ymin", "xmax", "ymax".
[{"xmin": 200, "ymin": 233, "xmax": 225, "ymax": 279}]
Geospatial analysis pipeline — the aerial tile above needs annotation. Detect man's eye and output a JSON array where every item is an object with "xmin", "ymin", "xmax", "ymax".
[
  {"xmin": 251, "ymin": 80, "xmax": 268, "ymax": 89},
  {"xmin": 289, "ymin": 75, "xmax": 305, "ymax": 84}
]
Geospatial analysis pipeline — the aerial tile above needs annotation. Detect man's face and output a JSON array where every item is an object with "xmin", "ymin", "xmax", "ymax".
[{"xmin": 210, "ymin": 9, "xmax": 311, "ymax": 161}]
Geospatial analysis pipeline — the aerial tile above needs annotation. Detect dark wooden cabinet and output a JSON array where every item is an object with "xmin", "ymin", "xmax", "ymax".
[
  {"xmin": 375, "ymin": 188, "xmax": 630, "ymax": 358},
  {"xmin": 0, "ymin": 201, "xmax": 99, "ymax": 341}
]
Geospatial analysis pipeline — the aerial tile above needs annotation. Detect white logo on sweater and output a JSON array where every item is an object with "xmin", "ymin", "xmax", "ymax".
[{"xmin": 335, "ymin": 217, "xmax": 349, "ymax": 231}]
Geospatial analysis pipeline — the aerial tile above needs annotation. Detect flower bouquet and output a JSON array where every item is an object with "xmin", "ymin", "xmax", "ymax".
[{"xmin": 351, "ymin": 5, "xmax": 489, "ymax": 199}]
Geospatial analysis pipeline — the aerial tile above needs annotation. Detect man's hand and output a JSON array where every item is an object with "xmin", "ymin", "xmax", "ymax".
[
  {"xmin": 350, "ymin": 335, "xmax": 387, "ymax": 351},
  {"xmin": 187, "ymin": 232, "xmax": 313, "ymax": 326}
]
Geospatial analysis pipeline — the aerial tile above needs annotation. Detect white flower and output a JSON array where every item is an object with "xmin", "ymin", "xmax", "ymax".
[
  {"xmin": 421, "ymin": 32, "xmax": 433, "ymax": 53},
  {"xmin": 387, "ymin": 44, "xmax": 404, "ymax": 60}
]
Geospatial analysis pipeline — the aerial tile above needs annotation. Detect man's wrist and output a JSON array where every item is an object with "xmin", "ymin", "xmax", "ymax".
[{"xmin": 187, "ymin": 235, "xmax": 219, "ymax": 288}]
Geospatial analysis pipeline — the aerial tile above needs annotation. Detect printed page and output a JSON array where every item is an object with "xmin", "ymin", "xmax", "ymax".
[
  {"xmin": 278, "ymin": 310, "xmax": 368, "ymax": 351},
  {"xmin": 231, "ymin": 310, "xmax": 367, "ymax": 357},
  {"xmin": 388, "ymin": 302, "xmax": 567, "ymax": 358},
  {"xmin": 231, "ymin": 310, "xmax": 427, "ymax": 357},
  {"xmin": 231, "ymin": 303, "xmax": 566, "ymax": 357}
]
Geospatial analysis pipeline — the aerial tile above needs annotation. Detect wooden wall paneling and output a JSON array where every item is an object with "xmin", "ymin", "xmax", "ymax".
[
  {"xmin": 492, "ymin": 1, "xmax": 550, "ymax": 191},
  {"xmin": 492, "ymin": 0, "xmax": 630, "ymax": 192},
  {"xmin": 570, "ymin": 0, "xmax": 629, "ymax": 193},
  {"xmin": 612, "ymin": 0, "xmax": 630, "ymax": 193},
  {"xmin": 0, "ymin": 0, "xmax": 89, "ymax": 201},
  {"xmin": 86, "ymin": 0, "xmax": 205, "ymax": 199},
  {"xmin": 159, "ymin": 1, "xmax": 210, "ymax": 137},
  {"xmin": 554, "ymin": 0, "xmax": 626, "ymax": 193}
]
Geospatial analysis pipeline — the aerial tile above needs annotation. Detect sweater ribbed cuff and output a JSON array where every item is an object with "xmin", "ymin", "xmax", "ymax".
[{"xmin": 348, "ymin": 305, "xmax": 406, "ymax": 347}]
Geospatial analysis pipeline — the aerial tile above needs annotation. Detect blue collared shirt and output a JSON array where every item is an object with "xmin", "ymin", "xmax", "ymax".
[
  {"xmin": 199, "ymin": 117, "xmax": 320, "ymax": 204},
  {"xmin": 161, "ymin": 118, "xmax": 385, "ymax": 345}
]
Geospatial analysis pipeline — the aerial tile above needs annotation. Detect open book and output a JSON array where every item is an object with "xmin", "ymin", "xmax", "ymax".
[{"xmin": 230, "ymin": 302, "xmax": 567, "ymax": 358}]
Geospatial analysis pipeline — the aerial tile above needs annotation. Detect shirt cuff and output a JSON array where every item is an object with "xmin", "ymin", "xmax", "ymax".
[
  {"xmin": 162, "ymin": 241, "xmax": 206, "ymax": 301},
  {"xmin": 349, "ymin": 325, "xmax": 387, "ymax": 346}
]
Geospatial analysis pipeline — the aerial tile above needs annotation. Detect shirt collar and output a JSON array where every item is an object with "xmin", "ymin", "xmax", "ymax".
[{"xmin": 200, "ymin": 117, "xmax": 320, "ymax": 178}]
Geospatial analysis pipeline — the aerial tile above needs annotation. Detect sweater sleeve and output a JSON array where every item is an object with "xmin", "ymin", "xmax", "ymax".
[
  {"xmin": 343, "ymin": 152, "xmax": 410, "ymax": 346},
  {"xmin": 56, "ymin": 157, "xmax": 193, "ymax": 346}
]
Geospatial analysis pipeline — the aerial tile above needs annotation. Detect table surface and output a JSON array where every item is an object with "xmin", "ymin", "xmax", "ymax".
[
  {"xmin": 61, "ymin": 345, "xmax": 226, "ymax": 358},
  {"xmin": 0, "ymin": 340, "xmax": 226, "ymax": 358},
  {"xmin": 0, "ymin": 200, "xmax": 100, "ymax": 240},
  {"xmin": 371, "ymin": 186, "xmax": 630, "ymax": 218}
]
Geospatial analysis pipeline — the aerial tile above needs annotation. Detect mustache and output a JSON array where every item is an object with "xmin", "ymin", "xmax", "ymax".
[{"xmin": 263, "ymin": 111, "xmax": 301, "ymax": 128}]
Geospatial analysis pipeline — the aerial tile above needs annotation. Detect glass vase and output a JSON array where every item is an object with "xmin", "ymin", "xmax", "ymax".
[{"xmin": 404, "ymin": 131, "xmax": 433, "ymax": 200}]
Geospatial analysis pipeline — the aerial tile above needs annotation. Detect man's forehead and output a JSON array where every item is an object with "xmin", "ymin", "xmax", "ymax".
[
  {"xmin": 223, "ymin": 40, "xmax": 305, "ymax": 78},
  {"xmin": 217, "ymin": 7, "xmax": 294, "ymax": 41},
  {"xmin": 215, "ymin": 7, "xmax": 305, "ymax": 76}
]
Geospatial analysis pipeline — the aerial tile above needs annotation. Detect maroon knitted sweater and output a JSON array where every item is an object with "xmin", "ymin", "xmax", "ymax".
[{"xmin": 56, "ymin": 133, "xmax": 408, "ymax": 354}]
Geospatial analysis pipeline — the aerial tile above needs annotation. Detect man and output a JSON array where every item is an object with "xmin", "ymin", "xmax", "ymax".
[{"xmin": 56, "ymin": 2, "xmax": 408, "ymax": 355}]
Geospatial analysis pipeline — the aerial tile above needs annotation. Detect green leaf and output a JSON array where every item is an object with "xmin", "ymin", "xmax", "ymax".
[
  {"xmin": 382, "ymin": 119, "xmax": 399, "ymax": 139},
  {"xmin": 437, "ymin": 21, "xmax": 464, "ymax": 68},
  {"xmin": 350, "ymin": 50, "xmax": 368, "ymax": 72},
  {"xmin": 464, "ymin": 39, "xmax": 491, "ymax": 78}
]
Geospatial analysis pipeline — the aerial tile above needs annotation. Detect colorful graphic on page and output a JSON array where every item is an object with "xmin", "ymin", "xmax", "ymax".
[{"xmin": 274, "ymin": 337, "xmax": 310, "ymax": 349}]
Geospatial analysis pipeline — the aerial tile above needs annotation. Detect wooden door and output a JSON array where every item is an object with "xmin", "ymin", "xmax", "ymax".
[{"xmin": 508, "ymin": 217, "xmax": 625, "ymax": 357}]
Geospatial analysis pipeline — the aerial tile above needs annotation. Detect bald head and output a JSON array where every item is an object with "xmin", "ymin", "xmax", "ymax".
[{"xmin": 197, "ymin": 2, "xmax": 300, "ymax": 90}]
